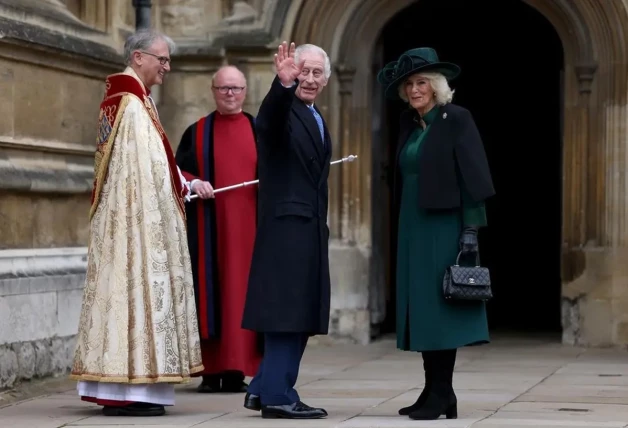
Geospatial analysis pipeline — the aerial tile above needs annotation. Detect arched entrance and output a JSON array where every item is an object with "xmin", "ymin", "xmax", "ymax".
[
  {"xmin": 283, "ymin": 0, "xmax": 628, "ymax": 346},
  {"xmin": 374, "ymin": 0, "xmax": 564, "ymax": 335}
]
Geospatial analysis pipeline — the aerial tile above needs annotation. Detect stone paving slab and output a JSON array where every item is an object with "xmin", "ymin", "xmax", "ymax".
[{"xmin": 2, "ymin": 335, "xmax": 628, "ymax": 427}]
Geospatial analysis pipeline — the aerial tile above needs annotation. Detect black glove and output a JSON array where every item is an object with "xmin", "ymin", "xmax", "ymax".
[{"xmin": 459, "ymin": 226, "xmax": 479, "ymax": 254}]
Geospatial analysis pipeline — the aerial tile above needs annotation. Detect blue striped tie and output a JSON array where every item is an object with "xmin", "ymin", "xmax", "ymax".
[{"xmin": 308, "ymin": 104, "xmax": 325, "ymax": 145}]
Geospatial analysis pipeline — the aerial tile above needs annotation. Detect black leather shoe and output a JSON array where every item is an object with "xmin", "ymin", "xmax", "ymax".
[
  {"xmin": 222, "ymin": 371, "xmax": 248, "ymax": 393},
  {"xmin": 261, "ymin": 401, "xmax": 327, "ymax": 419},
  {"xmin": 222, "ymin": 381, "xmax": 248, "ymax": 393},
  {"xmin": 102, "ymin": 403, "xmax": 165, "ymax": 416},
  {"xmin": 197, "ymin": 375, "xmax": 221, "ymax": 393},
  {"xmin": 244, "ymin": 393, "xmax": 261, "ymax": 411}
]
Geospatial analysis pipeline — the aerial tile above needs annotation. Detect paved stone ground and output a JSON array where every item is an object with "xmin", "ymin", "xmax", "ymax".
[{"xmin": 2, "ymin": 334, "xmax": 628, "ymax": 427}]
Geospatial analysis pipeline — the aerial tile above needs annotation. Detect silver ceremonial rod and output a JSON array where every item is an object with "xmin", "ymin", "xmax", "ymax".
[{"xmin": 188, "ymin": 154, "xmax": 358, "ymax": 200}]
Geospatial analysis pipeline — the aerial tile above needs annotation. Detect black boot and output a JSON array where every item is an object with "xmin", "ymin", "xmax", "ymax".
[
  {"xmin": 444, "ymin": 349, "xmax": 458, "ymax": 413},
  {"xmin": 398, "ymin": 351, "xmax": 433, "ymax": 415},
  {"xmin": 408, "ymin": 350, "xmax": 457, "ymax": 420}
]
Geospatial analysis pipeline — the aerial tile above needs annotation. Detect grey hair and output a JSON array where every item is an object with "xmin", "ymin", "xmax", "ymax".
[
  {"xmin": 294, "ymin": 44, "xmax": 332, "ymax": 80},
  {"xmin": 398, "ymin": 72, "xmax": 455, "ymax": 105},
  {"xmin": 123, "ymin": 29, "xmax": 176, "ymax": 65}
]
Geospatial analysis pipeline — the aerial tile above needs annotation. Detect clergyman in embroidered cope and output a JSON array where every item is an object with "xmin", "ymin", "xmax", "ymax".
[{"xmin": 70, "ymin": 66, "xmax": 204, "ymax": 407}]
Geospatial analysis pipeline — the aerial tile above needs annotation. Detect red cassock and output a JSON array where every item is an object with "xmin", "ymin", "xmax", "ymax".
[{"xmin": 177, "ymin": 111, "xmax": 262, "ymax": 377}]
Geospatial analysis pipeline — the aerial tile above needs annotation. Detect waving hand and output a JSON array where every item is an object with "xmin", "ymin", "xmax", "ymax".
[{"xmin": 275, "ymin": 41, "xmax": 305, "ymax": 87}]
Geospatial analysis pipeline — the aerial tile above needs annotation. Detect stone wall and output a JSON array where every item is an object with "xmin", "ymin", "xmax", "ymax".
[
  {"xmin": 0, "ymin": 0, "xmax": 122, "ymax": 389},
  {"xmin": 328, "ymin": 243, "xmax": 371, "ymax": 345},
  {"xmin": 0, "ymin": 248, "xmax": 86, "ymax": 389},
  {"xmin": 561, "ymin": 248, "xmax": 628, "ymax": 347}
]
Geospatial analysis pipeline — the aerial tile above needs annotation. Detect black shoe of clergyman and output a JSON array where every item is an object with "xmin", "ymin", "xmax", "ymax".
[
  {"xmin": 261, "ymin": 401, "xmax": 327, "ymax": 419},
  {"xmin": 222, "ymin": 381, "xmax": 248, "ymax": 393},
  {"xmin": 197, "ymin": 376, "xmax": 221, "ymax": 393},
  {"xmin": 102, "ymin": 402, "xmax": 165, "ymax": 416},
  {"xmin": 244, "ymin": 393, "xmax": 261, "ymax": 411}
]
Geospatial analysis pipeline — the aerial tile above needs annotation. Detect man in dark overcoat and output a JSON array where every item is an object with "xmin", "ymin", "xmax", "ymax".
[{"xmin": 241, "ymin": 41, "xmax": 332, "ymax": 419}]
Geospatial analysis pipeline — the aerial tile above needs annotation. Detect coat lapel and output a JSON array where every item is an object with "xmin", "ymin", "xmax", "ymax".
[
  {"xmin": 290, "ymin": 100, "xmax": 332, "ymax": 188},
  {"xmin": 293, "ymin": 101, "xmax": 325, "ymax": 161}
]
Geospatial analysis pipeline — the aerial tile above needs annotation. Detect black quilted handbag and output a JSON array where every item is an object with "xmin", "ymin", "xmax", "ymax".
[{"xmin": 443, "ymin": 251, "xmax": 492, "ymax": 301}]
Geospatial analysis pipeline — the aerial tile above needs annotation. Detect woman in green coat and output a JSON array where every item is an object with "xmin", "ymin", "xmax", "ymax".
[{"xmin": 377, "ymin": 48, "xmax": 495, "ymax": 421}]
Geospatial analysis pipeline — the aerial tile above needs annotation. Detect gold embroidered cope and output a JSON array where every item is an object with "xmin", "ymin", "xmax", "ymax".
[{"xmin": 71, "ymin": 69, "xmax": 204, "ymax": 384}]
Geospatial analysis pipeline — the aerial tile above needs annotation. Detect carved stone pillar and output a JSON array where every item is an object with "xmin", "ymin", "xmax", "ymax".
[
  {"xmin": 561, "ymin": 64, "xmax": 597, "ymax": 283},
  {"xmin": 575, "ymin": 63, "xmax": 598, "ymax": 246},
  {"xmin": 561, "ymin": 63, "xmax": 597, "ymax": 345},
  {"xmin": 325, "ymin": 63, "xmax": 371, "ymax": 345},
  {"xmin": 336, "ymin": 64, "xmax": 357, "ymax": 242}
]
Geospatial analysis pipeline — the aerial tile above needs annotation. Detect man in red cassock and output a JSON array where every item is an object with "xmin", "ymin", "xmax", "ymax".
[{"xmin": 175, "ymin": 65, "xmax": 262, "ymax": 393}]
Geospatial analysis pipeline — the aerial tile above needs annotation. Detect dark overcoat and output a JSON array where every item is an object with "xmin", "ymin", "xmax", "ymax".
[{"xmin": 241, "ymin": 76, "xmax": 332, "ymax": 335}]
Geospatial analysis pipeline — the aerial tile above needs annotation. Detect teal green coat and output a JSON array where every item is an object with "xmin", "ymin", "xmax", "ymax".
[{"xmin": 396, "ymin": 106, "xmax": 489, "ymax": 352}]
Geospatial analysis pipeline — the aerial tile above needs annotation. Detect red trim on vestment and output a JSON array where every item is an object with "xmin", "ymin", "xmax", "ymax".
[
  {"xmin": 81, "ymin": 396, "xmax": 135, "ymax": 406},
  {"xmin": 182, "ymin": 171, "xmax": 199, "ymax": 182},
  {"xmin": 91, "ymin": 73, "xmax": 186, "ymax": 217}
]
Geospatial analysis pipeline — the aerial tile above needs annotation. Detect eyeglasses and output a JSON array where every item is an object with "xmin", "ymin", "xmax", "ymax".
[
  {"xmin": 212, "ymin": 86, "xmax": 245, "ymax": 94},
  {"xmin": 140, "ymin": 51, "xmax": 171, "ymax": 65}
]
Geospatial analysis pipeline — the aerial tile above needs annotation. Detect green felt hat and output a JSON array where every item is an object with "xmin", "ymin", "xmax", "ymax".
[{"xmin": 377, "ymin": 47, "xmax": 460, "ymax": 100}]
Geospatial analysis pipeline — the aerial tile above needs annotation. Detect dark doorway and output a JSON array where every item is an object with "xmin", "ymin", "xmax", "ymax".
[{"xmin": 372, "ymin": 0, "xmax": 564, "ymax": 336}]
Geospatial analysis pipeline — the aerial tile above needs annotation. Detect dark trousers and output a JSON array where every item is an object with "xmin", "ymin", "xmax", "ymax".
[{"xmin": 247, "ymin": 333, "xmax": 309, "ymax": 405}]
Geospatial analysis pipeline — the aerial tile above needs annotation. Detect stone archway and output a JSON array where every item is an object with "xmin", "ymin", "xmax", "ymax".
[{"xmin": 281, "ymin": 0, "xmax": 628, "ymax": 347}]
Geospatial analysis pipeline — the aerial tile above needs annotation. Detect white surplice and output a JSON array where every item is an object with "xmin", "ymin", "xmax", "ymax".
[{"xmin": 77, "ymin": 381, "xmax": 175, "ymax": 406}]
